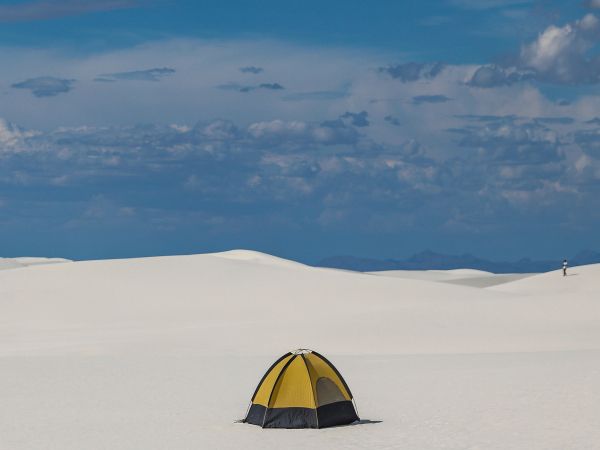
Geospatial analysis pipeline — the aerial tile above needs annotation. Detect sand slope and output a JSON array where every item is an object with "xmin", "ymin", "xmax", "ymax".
[{"xmin": 1, "ymin": 251, "xmax": 599, "ymax": 449}]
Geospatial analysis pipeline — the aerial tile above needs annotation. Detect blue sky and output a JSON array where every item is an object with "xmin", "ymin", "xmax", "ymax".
[{"xmin": 1, "ymin": 0, "xmax": 600, "ymax": 262}]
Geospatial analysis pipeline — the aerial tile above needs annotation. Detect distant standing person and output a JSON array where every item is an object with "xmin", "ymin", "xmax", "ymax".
[{"xmin": 562, "ymin": 259, "xmax": 568, "ymax": 277}]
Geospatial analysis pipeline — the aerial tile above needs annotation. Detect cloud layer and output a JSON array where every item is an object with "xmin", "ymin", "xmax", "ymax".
[{"xmin": 3, "ymin": 10, "xmax": 600, "ymax": 258}]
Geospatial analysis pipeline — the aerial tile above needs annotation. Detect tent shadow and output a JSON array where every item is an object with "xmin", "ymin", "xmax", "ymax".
[{"xmin": 330, "ymin": 419, "xmax": 383, "ymax": 428}]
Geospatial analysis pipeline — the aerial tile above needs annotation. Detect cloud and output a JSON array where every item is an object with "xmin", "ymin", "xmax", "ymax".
[
  {"xmin": 466, "ymin": 14, "xmax": 600, "ymax": 87},
  {"xmin": 519, "ymin": 13, "xmax": 600, "ymax": 84},
  {"xmin": 378, "ymin": 62, "xmax": 446, "ymax": 82},
  {"xmin": 3, "ymin": 37, "xmax": 600, "ymax": 254},
  {"xmin": 218, "ymin": 82, "xmax": 284, "ymax": 93},
  {"xmin": 283, "ymin": 90, "xmax": 349, "ymax": 101},
  {"xmin": 2, "ymin": 110, "xmax": 598, "ymax": 254},
  {"xmin": 0, "ymin": 119, "xmax": 39, "ymax": 148},
  {"xmin": 94, "ymin": 67, "xmax": 175, "ymax": 82},
  {"xmin": 0, "ymin": 38, "xmax": 381, "ymax": 128},
  {"xmin": 449, "ymin": 115, "xmax": 563, "ymax": 165},
  {"xmin": 247, "ymin": 118, "xmax": 359, "ymax": 146},
  {"xmin": 585, "ymin": 0, "xmax": 600, "ymax": 9},
  {"xmin": 340, "ymin": 111, "xmax": 370, "ymax": 127},
  {"xmin": 11, "ymin": 76, "xmax": 75, "ymax": 97},
  {"xmin": 384, "ymin": 115, "xmax": 401, "ymax": 126},
  {"xmin": 0, "ymin": 0, "xmax": 140, "ymax": 22},
  {"xmin": 239, "ymin": 66, "xmax": 264, "ymax": 74},
  {"xmin": 467, "ymin": 65, "xmax": 534, "ymax": 88},
  {"xmin": 258, "ymin": 83, "xmax": 284, "ymax": 90},
  {"xmin": 534, "ymin": 117, "xmax": 575, "ymax": 125},
  {"xmin": 412, "ymin": 95, "xmax": 451, "ymax": 105}
]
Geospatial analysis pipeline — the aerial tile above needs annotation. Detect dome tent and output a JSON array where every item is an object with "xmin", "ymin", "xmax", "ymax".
[{"xmin": 243, "ymin": 349, "xmax": 359, "ymax": 429}]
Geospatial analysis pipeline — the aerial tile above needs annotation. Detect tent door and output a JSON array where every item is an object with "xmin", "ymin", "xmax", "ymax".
[{"xmin": 316, "ymin": 377, "xmax": 345, "ymax": 407}]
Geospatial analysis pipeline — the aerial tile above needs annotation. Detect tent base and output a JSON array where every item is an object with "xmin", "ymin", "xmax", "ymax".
[{"xmin": 244, "ymin": 401, "xmax": 359, "ymax": 429}]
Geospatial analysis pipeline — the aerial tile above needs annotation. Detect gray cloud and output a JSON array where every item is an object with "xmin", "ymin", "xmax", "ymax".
[
  {"xmin": 449, "ymin": 115, "xmax": 563, "ymax": 165},
  {"xmin": 412, "ymin": 95, "xmax": 451, "ymax": 105},
  {"xmin": 94, "ymin": 67, "xmax": 175, "ymax": 82},
  {"xmin": 467, "ymin": 65, "xmax": 534, "ymax": 88},
  {"xmin": 455, "ymin": 114, "xmax": 520, "ymax": 122},
  {"xmin": 384, "ymin": 115, "xmax": 401, "ymax": 126},
  {"xmin": 239, "ymin": 66, "xmax": 264, "ymax": 74},
  {"xmin": 378, "ymin": 62, "xmax": 446, "ymax": 82},
  {"xmin": 535, "ymin": 117, "xmax": 575, "ymax": 125},
  {"xmin": 0, "ymin": 0, "xmax": 139, "ymax": 22},
  {"xmin": 11, "ymin": 76, "xmax": 75, "ymax": 97},
  {"xmin": 218, "ymin": 82, "xmax": 284, "ymax": 93},
  {"xmin": 340, "ymin": 111, "xmax": 369, "ymax": 127},
  {"xmin": 282, "ymin": 90, "xmax": 348, "ymax": 101},
  {"xmin": 257, "ymin": 83, "xmax": 284, "ymax": 90}
]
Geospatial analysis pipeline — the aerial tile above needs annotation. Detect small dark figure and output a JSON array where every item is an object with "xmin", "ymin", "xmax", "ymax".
[{"xmin": 562, "ymin": 259, "xmax": 568, "ymax": 277}]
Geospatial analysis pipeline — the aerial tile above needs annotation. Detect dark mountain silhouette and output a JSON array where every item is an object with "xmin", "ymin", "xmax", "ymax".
[{"xmin": 316, "ymin": 250, "xmax": 600, "ymax": 273}]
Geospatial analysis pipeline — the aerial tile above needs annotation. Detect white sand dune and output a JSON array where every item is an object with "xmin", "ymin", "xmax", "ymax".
[{"xmin": 1, "ymin": 251, "xmax": 599, "ymax": 449}]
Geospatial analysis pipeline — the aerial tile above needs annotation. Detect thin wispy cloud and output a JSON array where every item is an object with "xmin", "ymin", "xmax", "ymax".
[
  {"xmin": 412, "ymin": 95, "xmax": 451, "ymax": 105},
  {"xmin": 94, "ymin": 67, "xmax": 175, "ymax": 82},
  {"xmin": 283, "ymin": 90, "xmax": 349, "ymax": 101},
  {"xmin": 0, "ymin": 0, "xmax": 140, "ymax": 22},
  {"xmin": 239, "ymin": 66, "xmax": 264, "ymax": 74},
  {"xmin": 218, "ymin": 82, "xmax": 284, "ymax": 93},
  {"xmin": 11, "ymin": 76, "xmax": 75, "ymax": 97}
]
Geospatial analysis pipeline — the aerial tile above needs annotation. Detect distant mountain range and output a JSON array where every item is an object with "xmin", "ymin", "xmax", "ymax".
[{"xmin": 316, "ymin": 250, "xmax": 600, "ymax": 273}]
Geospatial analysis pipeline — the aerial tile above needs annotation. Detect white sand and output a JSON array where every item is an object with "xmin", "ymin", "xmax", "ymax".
[
  {"xmin": 0, "ymin": 256, "xmax": 70, "ymax": 271},
  {"xmin": 368, "ymin": 268, "xmax": 535, "ymax": 287},
  {"xmin": 1, "ymin": 251, "xmax": 599, "ymax": 449}
]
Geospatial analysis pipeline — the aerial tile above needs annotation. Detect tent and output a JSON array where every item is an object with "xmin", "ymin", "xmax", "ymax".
[{"xmin": 243, "ymin": 349, "xmax": 360, "ymax": 428}]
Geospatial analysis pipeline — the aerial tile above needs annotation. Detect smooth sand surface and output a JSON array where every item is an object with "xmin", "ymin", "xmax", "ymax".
[
  {"xmin": 1, "ymin": 251, "xmax": 599, "ymax": 449},
  {"xmin": 368, "ymin": 268, "xmax": 536, "ymax": 288}
]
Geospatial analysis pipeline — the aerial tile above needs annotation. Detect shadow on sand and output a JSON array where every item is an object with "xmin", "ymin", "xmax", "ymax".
[
  {"xmin": 233, "ymin": 419, "xmax": 383, "ymax": 427},
  {"xmin": 330, "ymin": 419, "xmax": 383, "ymax": 428}
]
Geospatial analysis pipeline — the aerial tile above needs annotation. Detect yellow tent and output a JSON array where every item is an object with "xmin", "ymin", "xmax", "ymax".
[{"xmin": 243, "ymin": 349, "xmax": 359, "ymax": 428}]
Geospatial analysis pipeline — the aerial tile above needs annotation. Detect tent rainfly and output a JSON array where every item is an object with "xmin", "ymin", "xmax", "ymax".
[{"xmin": 243, "ymin": 349, "xmax": 359, "ymax": 428}]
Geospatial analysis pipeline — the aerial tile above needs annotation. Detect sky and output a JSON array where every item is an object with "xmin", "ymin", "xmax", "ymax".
[{"xmin": 1, "ymin": 0, "xmax": 600, "ymax": 262}]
